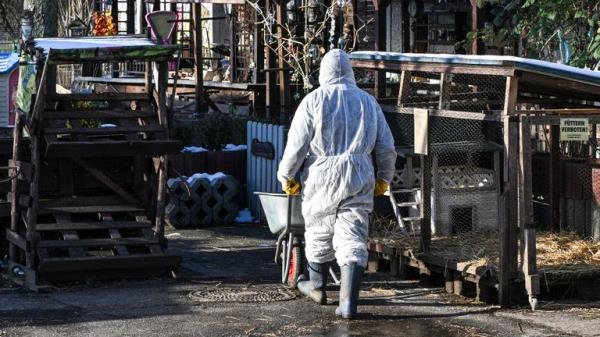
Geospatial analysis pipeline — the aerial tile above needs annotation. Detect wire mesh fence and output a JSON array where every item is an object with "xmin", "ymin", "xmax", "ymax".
[
  {"xmin": 528, "ymin": 119, "xmax": 600, "ymax": 279},
  {"xmin": 371, "ymin": 70, "xmax": 507, "ymax": 272}
]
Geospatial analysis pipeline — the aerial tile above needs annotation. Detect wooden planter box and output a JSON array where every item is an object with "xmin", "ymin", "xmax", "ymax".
[{"xmin": 169, "ymin": 149, "xmax": 247, "ymax": 185}]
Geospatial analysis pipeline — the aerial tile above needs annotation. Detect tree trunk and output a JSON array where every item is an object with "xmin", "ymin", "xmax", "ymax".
[{"xmin": 25, "ymin": 0, "xmax": 58, "ymax": 37}]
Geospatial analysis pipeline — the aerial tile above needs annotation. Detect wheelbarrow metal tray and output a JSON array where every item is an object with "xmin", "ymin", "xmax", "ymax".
[{"xmin": 255, "ymin": 193, "xmax": 304, "ymax": 234}]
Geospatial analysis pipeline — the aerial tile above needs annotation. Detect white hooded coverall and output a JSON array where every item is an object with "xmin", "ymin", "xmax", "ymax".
[{"xmin": 277, "ymin": 49, "xmax": 397, "ymax": 268}]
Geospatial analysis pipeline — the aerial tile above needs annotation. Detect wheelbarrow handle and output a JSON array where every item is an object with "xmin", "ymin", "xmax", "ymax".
[{"xmin": 286, "ymin": 194, "xmax": 293, "ymax": 233}]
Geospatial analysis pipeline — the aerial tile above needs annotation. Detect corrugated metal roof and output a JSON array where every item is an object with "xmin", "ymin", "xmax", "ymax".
[{"xmin": 350, "ymin": 52, "xmax": 600, "ymax": 87}]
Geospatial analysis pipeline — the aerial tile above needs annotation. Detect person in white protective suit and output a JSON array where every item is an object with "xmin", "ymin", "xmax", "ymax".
[{"xmin": 277, "ymin": 49, "xmax": 397, "ymax": 319}]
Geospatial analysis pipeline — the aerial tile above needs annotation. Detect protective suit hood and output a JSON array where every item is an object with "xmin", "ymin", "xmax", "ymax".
[{"xmin": 318, "ymin": 49, "xmax": 357, "ymax": 87}]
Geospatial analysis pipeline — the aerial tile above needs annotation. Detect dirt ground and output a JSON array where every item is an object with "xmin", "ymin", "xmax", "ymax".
[{"xmin": 0, "ymin": 225, "xmax": 599, "ymax": 337}]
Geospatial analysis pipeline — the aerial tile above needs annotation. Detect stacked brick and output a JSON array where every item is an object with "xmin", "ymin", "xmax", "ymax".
[{"xmin": 166, "ymin": 174, "xmax": 240, "ymax": 228}]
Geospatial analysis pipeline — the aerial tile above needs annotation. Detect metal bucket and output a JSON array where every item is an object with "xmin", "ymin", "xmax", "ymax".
[{"xmin": 255, "ymin": 193, "xmax": 304, "ymax": 234}]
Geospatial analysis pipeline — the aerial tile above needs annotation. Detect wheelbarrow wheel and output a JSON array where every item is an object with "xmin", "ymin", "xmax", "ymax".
[{"xmin": 286, "ymin": 244, "xmax": 303, "ymax": 288}]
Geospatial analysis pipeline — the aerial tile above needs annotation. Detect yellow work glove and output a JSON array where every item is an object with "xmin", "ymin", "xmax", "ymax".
[
  {"xmin": 283, "ymin": 179, "xmax": 301, "ymax": 195},
  {"xmin": 374, "ymin": 178, "xmax": 389, "ymax": 197}
]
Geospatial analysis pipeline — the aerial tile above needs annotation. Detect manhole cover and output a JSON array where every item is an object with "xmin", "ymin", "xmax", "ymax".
[{"xmin": 190, "ymin": 287, "xmax": 296, "ymax": 303}]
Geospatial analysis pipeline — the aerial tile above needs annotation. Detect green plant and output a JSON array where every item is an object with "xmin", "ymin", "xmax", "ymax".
[
  {"xmin": 171, "ymin": 113, "xmax": 247, "ymax": 151},
  {"xmin": 469, "ymin": 0, "xmax": 600, "ymax": 69}
]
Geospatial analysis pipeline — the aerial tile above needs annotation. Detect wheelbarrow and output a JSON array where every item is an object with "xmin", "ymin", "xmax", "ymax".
[
  {"xmin": 256, "ymin": 192, "xmax": 340, "ymax": 288},
  {"xmin": 256, "ymin": 192, "xmax": 305, "ymax": 287}
]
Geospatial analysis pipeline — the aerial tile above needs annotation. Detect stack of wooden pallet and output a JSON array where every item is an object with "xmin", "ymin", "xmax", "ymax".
[{"xmin": 6, "ymin": 36, "xmax": 182, "ymax": 289}]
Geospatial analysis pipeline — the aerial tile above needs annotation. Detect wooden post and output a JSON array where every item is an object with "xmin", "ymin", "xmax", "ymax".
[
  {"xmin": 438, "ymin": 73, "xmax": 450, "ymax": 110},
  {"xmin": 252, "ymin": 0, "xmax": 266, "ymax": 116},
  {"xmin": 445, "ymin": 271, "xmax": 454, "ymax": 294},
  {"xmin": 432, "ymin": 154, "xmax": 439, "ymax": 233},
  {"xmin": 518, "ymin": 115, "xmax": 533, "ymax": 263},
  {"xmin": 126, "ymin": 0, "xmax": 135, "ymax": 34},
  {"xmin": 25, "ymin": 124, "xmax": 41, "ymax": 286},
  {"xmin": 519, "ymin": 115, "xmax": 539, "ymax": 305},
  {"xmin": 229, "ymin": 8, "xmax": 238, "ymax": 82},
  {"xmin": 155, "ymin": 61, "xmax": 169, "ymax": 246},
  {"xmin": 549, "ymin": 125, "xmax": 560, "ymax": 231},
  {"xmin": 275, "ymin": 1, "xmax": 290, "ymax": 121},
  {"xmin": 453, "ymin": 272, "xmax": 464, "ymax": 296},
  {"xmin": 135, "ymin": 0, "xmax": 145, "ymax": 34},
  {"xmin": 192, "ymin": 3, "xmax": 205, "ymax": 113},
  {"xmin": 523, "ymin": 224, "xmax": 539, "ymax": 307},
  {"xmin": 373, "ymin": 0, "xmax": 388, "ymax": 98},
  {"xmin": 264, "ymin": 0, "xmax": 276, "ymax": 119},
  {"xmin": 500, "ymin": 75, "xmax": 519, "ymax": 307},
  {"xmin": 45, "ymin": 64, "xmax": 56, "ymax": 97},
  {"xmin": 9, "ymin": 114, "xmax": 23, "ymax": 264},
  {"xmin": 397, "ymin": 71, "xmax": 411, "ymax": 106},
  {"xmin": 145, "ymin": 62, "xmax": 152, "ymax": 95},
  {"xmin": 469, "ymin": 0, "xmax": 481, "ymax": 55},
  {"xmin": 420, "ymin": 154, "xmax": 431, "ymax": 252}
]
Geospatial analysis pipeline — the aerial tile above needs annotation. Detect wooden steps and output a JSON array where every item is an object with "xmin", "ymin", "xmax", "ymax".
[
  {"xmin": 44, "ymin": 140, "xmax": 181, "ymax": 157},
  {"xmin": 38, "ymin": 237, "xmax": 159, "ymax": 249},
  {"xmin": 39, "ymin": 205, "xmax": 146, "ymax": 214},
  {"xmin": 31, "ymin": 210, "xmax": 178, "ymax": 278},
  {"xmin": 41, "ymin": 104, "xmax": 181, "ymax": 157},
  {"xmin": 38, "ymin": 254, "xmax": 180, "ymax": 273},
  {"xmin": 37, "ymin": 221, "xmax": 152, "ymax": 231},
  {"xmin": 8, "ymin": 54, "xmax": 177, "ymax": 289}
]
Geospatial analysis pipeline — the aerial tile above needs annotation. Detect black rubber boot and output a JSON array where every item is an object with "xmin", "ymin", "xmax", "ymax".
[
  {"xmin": 335, "ymin": 263, "xmax": 364, "ymax": 319},
  {"xmin": 297, "ymin": 261, "xmax": 329, "ymax": 305}
]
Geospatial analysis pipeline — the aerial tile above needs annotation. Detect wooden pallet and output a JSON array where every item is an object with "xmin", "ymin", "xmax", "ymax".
[
  {"xmin": 43, "ymin": 94, "xmax": 181, "ymax": 158},
  {"xmin": 367, "ymin": 241, "xmax": 499, "ymax": 303},
  {"xmin": 7, "ymin": 53, "xmax": 179, "ymax": 289}
]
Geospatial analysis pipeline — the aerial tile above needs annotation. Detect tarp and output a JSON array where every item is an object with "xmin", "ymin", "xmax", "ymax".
[
  {"xmin": 0, "ymin": 53, "xmax": 19, "ymax": 74},
  {"xmin": 33, "ymin": 36, "xmax": 179, "ymax": 63}
]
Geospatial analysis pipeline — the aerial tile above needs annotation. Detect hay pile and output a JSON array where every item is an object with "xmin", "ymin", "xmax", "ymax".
[
  {"xmin": 537, "ymin": 233, "xmax": 600, "ymax": 269},
  {"xmin": 370, "ymin": 217, "xmax": 600, "ymax": 273}
]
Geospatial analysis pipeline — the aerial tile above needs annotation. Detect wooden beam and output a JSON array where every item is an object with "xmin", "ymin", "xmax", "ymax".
[
  {"xmin": 154, "ymin": 60, "xmax": 169, "ymax": 247},
  {"xmin": 9, "ymin": 114, "xmax": 23, "ymax": 264},
  {"xmin": 351, "ymin": 59, "xmax": 516, "ymax": 77},
  {"xmin": 470, "ymin": 0, "xmax": 481, "ymax": 55},
  {"xmin": 276, "ymin": 1, "xmax": 290, "ymax": 119},
  {"xmin": 37, "ymin": 221, "xmax": 151, "ymax": 231},
  {"xmin": 516, "ymin": 108, "xmax": 600, "ymax": 115},
  {"xmin": 503, "ymin": 76, "xmax": 519, "ymax": 115},
  {"xmin": 373, "ymin": 0, "xmax": 388, "ymax": 98},
  {"xmin": 420, "ymin": 154, "xmax": 431, "ymax": 252},
  {"xmin": 156, "ymin": 61, "xmax": 169, "ymax": 127},
  {"xmin": 252, "ymin": 0, "xmax": 266, "ymax": 115},
  {"xmin": 48, "ymin": 93, "xmax": 149, "ymax": 101},
  {"xmin": 71, "ymin": 158, "xmax": 141, "ymax": 206},
  {"xmin": 397, "ymin": 71, "xmax": 411, "ymax": 106},
  {"xmin": 518, "ymin": 114, "xmax": 540, "ymax": 305},
  {"xmin": 549, "ymin": 125, "xmax": 560, "ymax": 231},
  {"xmin": 381, "ymin": 105, "xmax": 502, "ymax": 122},
  {"xmin": 499, "ymin": 75, "xmax": 520, "ymax": 308},
  {"xmin": 192, "ymin": 2, "xmax": 205, "ymax": 112},
  {"xmin": 438, "ymin": 73, "xmax": 450, "ymax": 110},
  {"xmin": 529, "ymin": 115, "xmax": 600, "ymax": 125},
  {"xmin": 37, "ymin": 237, "xmax": 159, "ymax": 249}
]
